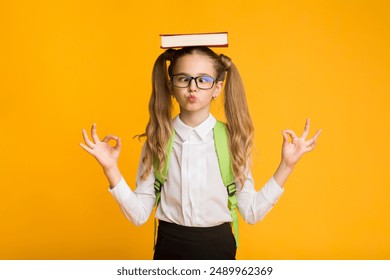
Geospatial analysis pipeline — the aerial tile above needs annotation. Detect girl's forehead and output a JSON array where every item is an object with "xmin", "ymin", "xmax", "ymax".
[{"xmin": 173, "ymin": 54, "xmax": 215, "ymax": 74}]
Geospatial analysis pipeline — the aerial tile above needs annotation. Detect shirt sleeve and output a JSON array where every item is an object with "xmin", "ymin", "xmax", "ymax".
[
  {"xmin": 236, "ymin": 171, "xmax": 284, "ymax": 224},
  {"xmin": 108, "ymin": 146, "xmax": 156, "ymax": 226}
]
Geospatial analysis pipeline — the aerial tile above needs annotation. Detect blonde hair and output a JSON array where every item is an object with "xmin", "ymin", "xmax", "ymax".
[{"xmin": 139, "ymin": 47, "xmax": 254, "ymax": 186}]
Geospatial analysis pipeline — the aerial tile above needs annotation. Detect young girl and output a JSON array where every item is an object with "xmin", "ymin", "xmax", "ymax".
[{"xmin": 80, "ymin": 46, "xmax": 321, "ymax": 260}]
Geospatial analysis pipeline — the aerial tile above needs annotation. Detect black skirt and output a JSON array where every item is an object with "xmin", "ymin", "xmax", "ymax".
[{"xmin": 153, "ymin": 220, "xmax": 236, "ymax": 260}]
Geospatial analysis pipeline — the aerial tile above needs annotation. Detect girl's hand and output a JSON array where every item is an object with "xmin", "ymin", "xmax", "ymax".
[
  {"xmin": 80, "ymin": 123, "xmax": 122, "ymax": 172},
  {"xmin": 281, "ymin": 118, "xmax": 321, "ymax": 169}
]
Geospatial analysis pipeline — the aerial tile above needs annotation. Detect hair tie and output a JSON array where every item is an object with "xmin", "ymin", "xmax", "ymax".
[
  {"xmin": 165, "ymin": 48, "xmax": 176, "ymax": 62},
  {"xmin": 220, "ymin": 54, "xmax": 232, "ymax": 70}
]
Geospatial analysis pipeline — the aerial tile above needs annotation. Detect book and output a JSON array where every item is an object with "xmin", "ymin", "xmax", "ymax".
[{"xmin": 160, "ymin": 32, "xmax": 228, "ymax": 49}]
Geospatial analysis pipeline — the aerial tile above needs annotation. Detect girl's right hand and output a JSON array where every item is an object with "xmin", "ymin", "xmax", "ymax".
[{"xmin": 80, "ymin": 123, "xmax": 122, "ymax": 172}]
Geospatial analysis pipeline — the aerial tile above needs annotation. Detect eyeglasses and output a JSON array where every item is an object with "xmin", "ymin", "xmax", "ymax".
[{"xmin": 170, "ymin": 74, "xmax": 216, "ymax": 90}]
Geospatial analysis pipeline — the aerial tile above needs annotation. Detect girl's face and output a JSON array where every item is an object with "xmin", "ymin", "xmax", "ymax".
[{"xmin": 169, "ymin": 53, "xmax": 223, "ymax": 116}]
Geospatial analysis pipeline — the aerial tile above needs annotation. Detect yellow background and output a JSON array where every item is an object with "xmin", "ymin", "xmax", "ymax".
[{"xmin": 1, "ymin": 0, "xmax": 389, "ymax": 259}]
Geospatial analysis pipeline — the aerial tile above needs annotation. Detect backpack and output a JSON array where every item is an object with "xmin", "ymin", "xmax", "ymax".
[{"xmin": 153, "ymin": 120, "xmax": 239, "ymax": 248}]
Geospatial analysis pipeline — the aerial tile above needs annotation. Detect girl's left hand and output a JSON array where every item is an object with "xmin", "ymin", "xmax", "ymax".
[{"xmin": 281, "ymin": 118, "xmax": 322, "ymax": 168}]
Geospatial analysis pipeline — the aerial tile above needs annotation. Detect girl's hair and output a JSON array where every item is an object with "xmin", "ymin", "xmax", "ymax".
[{"xmin": 139, "ymin": 47, "xmax": 254, "ymax": 186}]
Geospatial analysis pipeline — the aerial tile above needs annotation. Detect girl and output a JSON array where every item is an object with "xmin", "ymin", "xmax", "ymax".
[{"xmin": 80, "ymin": 46, "xmax": 321, "ymax": 260}]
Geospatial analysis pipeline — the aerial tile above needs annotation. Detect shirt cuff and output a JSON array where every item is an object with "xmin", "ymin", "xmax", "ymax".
[
  {"xmin": 262, "ymin": 176, "xmax": 284, "ymax": 204},
  {"xmin": 108, "ymin": 177, "xmax": 138, "ymax": 209}
]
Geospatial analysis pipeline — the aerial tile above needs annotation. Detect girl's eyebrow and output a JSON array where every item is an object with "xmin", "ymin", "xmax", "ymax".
[{"xmin": 174, "ymin": 72, "xmax": 214, "ymax": 77}]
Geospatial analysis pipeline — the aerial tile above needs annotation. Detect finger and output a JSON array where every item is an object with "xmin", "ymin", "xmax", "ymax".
[
  {"xmin": 114, "ymin": 137, "xmax": 122, "ymax": 151},
  {"xmin": 305, "ymin": 129, "xmax": 322, "ymax": 145},
  {"xmin": 282, "ymin": 130, "xmax": 289, "ymax": 143},
  {"xmin": 80, "ymin": 142, "xmax": 95, "ymax": 155},
  {"xmin": 91, "ymin": 123, "xmax": 100, "ymax": 143},
  {"xmin": 304, "ymin": 133, "xmax": 320, "ymax": 152},
  {"xmin": 305, "ymin": 140, "xmax": 317, "ymax": 152},
  {"xmin": 283, "ymin": 129, "xmax": 299, "ymax": 143},
  {"xmin": 102, "ymin": 134, "xmax": 119, "ymax": 143},
  {"xmin": 305, "ymin": 137, "xmax": 316, "ymax": 147},
  {"xmin": 312, "ymin": 129, "xmax": 322, "ymax": 141},
  {"xmin": 102, "ymin": 135, "xmax": 122, "ymax": 152},
  {"xmin": 301, "ymin": 118, "xmax": 310, "ymax": 139},
  {"xmin": 281, "ymin": 131, "xmax": 291, "ymax": 148},
  {"xmin": 82, "ymin": 128, "xmax": 95, "ymax": 148}
]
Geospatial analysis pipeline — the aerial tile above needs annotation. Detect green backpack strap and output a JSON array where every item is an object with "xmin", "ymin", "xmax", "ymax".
[
  {"xmin": 213, "ymin": 121, "xmax": 239, "ymax": 248},
  {"xmin": 153, "ymin": 130, "xmax": 176, "ymax": 203},
  {"xmin": 153, "ymin": 130, "xmax": 175, "ymax": 249}
]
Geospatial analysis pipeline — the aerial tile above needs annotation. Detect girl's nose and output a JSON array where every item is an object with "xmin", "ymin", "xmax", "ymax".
[{"xmin": 188, "ymin": 79, "xmax": 197, "ymax": 92}]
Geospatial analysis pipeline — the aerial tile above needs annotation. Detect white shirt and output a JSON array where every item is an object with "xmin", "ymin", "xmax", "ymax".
[{"xmin": 109, "ymin": 114, "xmax": 284, "ymax": 227}]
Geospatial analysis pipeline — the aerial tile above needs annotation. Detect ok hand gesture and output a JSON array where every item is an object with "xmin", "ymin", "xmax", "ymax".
[
  {"xmin": 80, "ymin": 123, "xmax": 122, "ymax": 172},
  {"xmin": 281, "ymin": 118, "xmax": 321, "ymax": 168}
]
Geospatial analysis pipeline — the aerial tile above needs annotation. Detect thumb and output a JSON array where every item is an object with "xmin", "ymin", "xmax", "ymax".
[{"xmin": 282, "ymin": 130, "xmax": 290, "ymax": 147}]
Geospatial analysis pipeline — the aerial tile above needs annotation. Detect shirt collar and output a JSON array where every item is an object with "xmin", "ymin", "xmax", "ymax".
[{"xmin": 173, "ymin": 114, "xmax": 216, "ymax": 141}]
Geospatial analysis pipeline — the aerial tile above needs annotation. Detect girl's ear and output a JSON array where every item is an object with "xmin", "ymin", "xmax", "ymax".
[{"xmin": 213, "ymin": 81, "xmax": 223, "ymax": 98}]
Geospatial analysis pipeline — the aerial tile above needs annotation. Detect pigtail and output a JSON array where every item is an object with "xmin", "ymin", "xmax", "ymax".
[
  {"xmin": 221, "ymin": 54, "xmax": 254, "ymax": 186},
  {"xmin": 140, "ymin": 49, "xmax": 176, "ymax": 180}
]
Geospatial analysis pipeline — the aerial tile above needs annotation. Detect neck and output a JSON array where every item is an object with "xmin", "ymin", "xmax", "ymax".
[{"xmin": 179, "ymin": 109, "xmax": 210, "ymax": 128}]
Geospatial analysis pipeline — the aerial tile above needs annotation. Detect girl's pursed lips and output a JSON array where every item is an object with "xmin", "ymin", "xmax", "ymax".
[{"xmin": 187, "ymin": 95, "xmax": 197, "ymax": 103}]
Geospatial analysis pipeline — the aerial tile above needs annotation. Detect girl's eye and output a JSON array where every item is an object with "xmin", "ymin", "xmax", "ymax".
[
  {"xmin": 178, "ymin": 76, "xmax": 189, "ymax": 82},
  {"xmin": 198, "ymin": 76, "xmax": 213, "ymax": 83}
]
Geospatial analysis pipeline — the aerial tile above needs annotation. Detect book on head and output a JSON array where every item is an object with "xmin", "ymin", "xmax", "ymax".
[{"xmin": 160, "ymin": 32, "xmax": 228, "ymax": 49}]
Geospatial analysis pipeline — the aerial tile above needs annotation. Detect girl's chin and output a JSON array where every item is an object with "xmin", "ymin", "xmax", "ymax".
[{"xmin": 179, "ymin": 105, "xmax": 209, "ymax": 114}]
